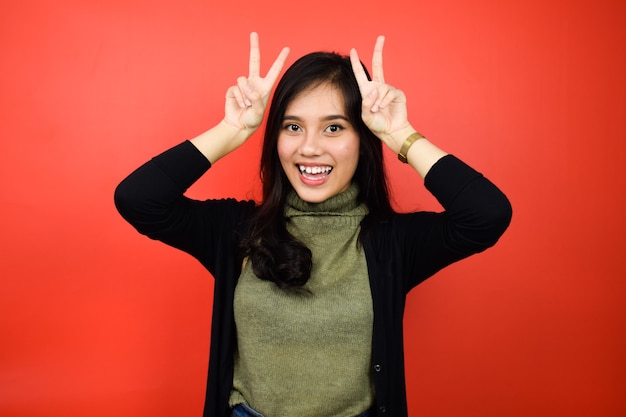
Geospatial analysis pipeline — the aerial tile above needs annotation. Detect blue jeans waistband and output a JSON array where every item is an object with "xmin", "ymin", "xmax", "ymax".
[
  {"xmin": 231, "ymin": 403, "xmax": 373, "ymax": 417},
  {"xmin": 231, "ymin": 403, "xmax": 265, "ymax": 417}
]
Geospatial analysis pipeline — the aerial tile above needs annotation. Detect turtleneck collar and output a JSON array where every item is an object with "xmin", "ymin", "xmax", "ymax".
[{"xmin": 284, "ymin": 183, "xmax": 369, "ymax": 218}]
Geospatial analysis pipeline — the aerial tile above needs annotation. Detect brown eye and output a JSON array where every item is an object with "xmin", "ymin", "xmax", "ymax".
[
  {"xmin": 325, "ymin": 124, "xmax": 343, "ymax": 133},
  {"xmin": 284, "ymin": 123, "xmax": 301, "ymax": 132}
]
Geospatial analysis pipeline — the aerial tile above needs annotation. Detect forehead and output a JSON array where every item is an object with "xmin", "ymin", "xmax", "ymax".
[{"xmin": 284, "ymin": 83, "xmax": 347, "ymax": 116}]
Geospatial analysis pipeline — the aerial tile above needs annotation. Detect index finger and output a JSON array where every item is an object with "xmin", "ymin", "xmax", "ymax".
[
  {"xmin": 249, "ymin": 32, "xmax": 260, "ymax": 77},
  {"xmin": 349, "ymin": 48, "xmax": 370, "ymax": 89}
]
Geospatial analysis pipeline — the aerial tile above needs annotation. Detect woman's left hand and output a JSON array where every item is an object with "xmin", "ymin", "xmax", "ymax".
[{"xmin": 350, "ymin": 36, "xmax": 412, "ymax": 153}]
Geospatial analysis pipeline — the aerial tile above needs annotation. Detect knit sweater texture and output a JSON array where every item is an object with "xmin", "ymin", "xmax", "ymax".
[{"xmin": 230, "ymin": 184, "xmax": 373, "ymax": 416}]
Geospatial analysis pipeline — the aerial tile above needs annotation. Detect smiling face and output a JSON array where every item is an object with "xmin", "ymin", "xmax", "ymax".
[{"xmin": 277, "ymin": 83, "xmax": 360, "ymax": 204}]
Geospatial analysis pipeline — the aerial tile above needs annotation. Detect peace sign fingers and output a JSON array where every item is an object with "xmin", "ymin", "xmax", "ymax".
[
  {"xmin": 248, "ymin": 32, "xmax": 290, "ymax": 80},
  {"xmin": 350, "ymin": 35, "xmax": 410, "ymax": 139},
  {"xmin": 350, "ymin": 36, "xmax": 385, "ymax": 88},
  {"xmin": 350, "ymin": 35, "xmax": 390, "ymax": 117},
  {"xmin": 224, "ymin": 33, "xmax": 289, "ymax": 132}
]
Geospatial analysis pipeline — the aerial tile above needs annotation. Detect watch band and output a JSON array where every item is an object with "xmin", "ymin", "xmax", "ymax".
[{"xmin": 397, "ymin": 132, "xmax": 424, "ymax": 163}]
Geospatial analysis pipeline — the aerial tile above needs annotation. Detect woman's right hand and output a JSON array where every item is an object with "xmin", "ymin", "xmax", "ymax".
[
  {"xmin": 223, "ymin": 32, "xmax": 290, "ymax": 133},
  {"xmin": 190, "ymin": 33, "xmax": 289, "ymax": 163}
]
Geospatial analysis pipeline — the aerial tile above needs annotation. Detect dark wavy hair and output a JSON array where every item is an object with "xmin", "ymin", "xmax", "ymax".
[{"xmin": 241, "ymin": 51, "xmax": 394, "ymax": 291}]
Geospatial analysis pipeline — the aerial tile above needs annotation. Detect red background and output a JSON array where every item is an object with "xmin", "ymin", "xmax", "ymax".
[{"xmin": 1, "ymin": 1, "xmax": 625, "ymax": 416}]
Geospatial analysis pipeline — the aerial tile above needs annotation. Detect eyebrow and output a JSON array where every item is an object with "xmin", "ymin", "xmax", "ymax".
[{"xmin": 282, "ymin": 114, "xmax": 351, "ymax": 122}]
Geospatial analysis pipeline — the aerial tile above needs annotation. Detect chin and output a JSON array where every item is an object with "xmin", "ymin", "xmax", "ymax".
[
  {"xmin": 291, "ymin": 187, "xmax": 332, "ymax": 204},
  {"xmin": 294, "ymin": 192, "xmax": 326, "ymax": 204}
]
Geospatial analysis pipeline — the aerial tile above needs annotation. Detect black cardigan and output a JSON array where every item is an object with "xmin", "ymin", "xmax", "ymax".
[{"xmin": 114, "ymin": 140, "xmax": 512, "ymax": 417}]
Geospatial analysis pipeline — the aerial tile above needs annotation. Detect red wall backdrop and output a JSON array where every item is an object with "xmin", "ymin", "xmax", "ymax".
[{"xmin": 1, "ymin": 1, "xmax": 625, "ymax": 416}]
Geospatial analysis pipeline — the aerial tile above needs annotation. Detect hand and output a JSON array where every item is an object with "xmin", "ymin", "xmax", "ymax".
[
  {"xmin": 350, "ymin": 36, "xmax": 412, "ymax": 152},
  {"xmin": 223, "ymin": 32, "xmax": 290, "ymax": 132}
]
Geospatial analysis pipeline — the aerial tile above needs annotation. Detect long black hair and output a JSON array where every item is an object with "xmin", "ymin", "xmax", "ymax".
[{"xmin": 241, "ymin": 51, "xmax": 394, "ymax": 290}]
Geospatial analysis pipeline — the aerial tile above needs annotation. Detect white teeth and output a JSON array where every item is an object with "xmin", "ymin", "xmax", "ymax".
[{"xmin": 298, "ymin": 165, "xmax": 332, "ymax": 175}]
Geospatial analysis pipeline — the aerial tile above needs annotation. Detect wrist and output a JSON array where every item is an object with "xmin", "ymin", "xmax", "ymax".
[
  {"xmin": 382, "ymin": 125, "xmax": 419, "ymax": 154},
  {"xmin": 190, "ymin": 121, "xmax": 256, "ymax": 164},
  {"xmin": 219, "ymin": 118, "xmax": 257, "ymax": 142}
]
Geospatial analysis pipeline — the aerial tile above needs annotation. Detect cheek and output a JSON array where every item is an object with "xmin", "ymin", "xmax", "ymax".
[
  {"xmin": 339, "ymin": 140, "xmax": 360, "ymax": 171},
  {"xmin": 276, "ymin": 135, "xmax": 291, "ymax": 167}
]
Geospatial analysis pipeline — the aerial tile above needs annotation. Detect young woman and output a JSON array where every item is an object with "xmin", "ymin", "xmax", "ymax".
[{"xmin": 115, "ymin": 33, "xmax": 512, "ymax": 417}]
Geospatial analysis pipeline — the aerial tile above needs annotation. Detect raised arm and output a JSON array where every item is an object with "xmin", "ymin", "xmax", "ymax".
[
  {"xmin": 190, "ymin": 32, "xmax": 290, "ymax": 164},
  {"xmin": 350, "ymin": 36, "xmax": 446, "ymax": 178}
]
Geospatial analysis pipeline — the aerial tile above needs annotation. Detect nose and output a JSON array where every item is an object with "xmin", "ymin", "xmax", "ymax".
[{"xmin": 298, "ymin": 131, "xmax": 322, "ymax": 156}]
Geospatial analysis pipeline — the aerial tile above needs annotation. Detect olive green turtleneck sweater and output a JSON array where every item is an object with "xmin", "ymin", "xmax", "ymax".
[{"xmin": 229, "ymin": 184, "xmax": 375, "ymax": 417}]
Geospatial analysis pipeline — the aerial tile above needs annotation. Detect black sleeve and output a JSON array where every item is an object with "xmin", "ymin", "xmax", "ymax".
[
  {"xmin": 114, "ymin": 140, "xmax": 255, "ymax": 273},
  {"xmin": 398, "ymin": 155, "xmax": 512, "ymax": 289}
]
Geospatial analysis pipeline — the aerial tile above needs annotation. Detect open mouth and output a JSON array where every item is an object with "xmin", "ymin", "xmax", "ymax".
[{"xmin": 298, "ymin": 164, "xmax": 333, "ymax": 180}]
